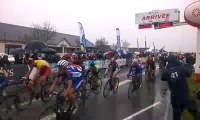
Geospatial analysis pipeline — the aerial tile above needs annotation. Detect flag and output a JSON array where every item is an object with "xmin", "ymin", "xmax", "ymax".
[
  {"xmin": 116, "ymin": 28, "xmax": 121, "ymax": 50},
  {"xmin": 78, "ymin": 22, "xmax": 87, "ymax": 53},
  {"xmin": 159, "ymin": 46, "xmax": 166, "ymax": 53}
]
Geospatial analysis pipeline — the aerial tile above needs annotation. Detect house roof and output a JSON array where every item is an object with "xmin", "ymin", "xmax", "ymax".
[
  {"xmin": 0, "ymin": 22, "xmax": 30, "ymax": 41},
  {"xmin": 0, "ymin": 22, "xmax": 95, "ymax": 47}
]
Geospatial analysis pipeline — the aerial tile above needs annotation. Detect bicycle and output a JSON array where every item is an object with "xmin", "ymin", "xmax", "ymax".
[
  {"xmin": 37, "ymin": 84, "xmax": 86, "ymax": 120},
  {"xmin": 18, "ymin": 74, "xmax": 55, "ymax": 108},
  {"xmin": 127, "ymin": 74, "xmax": 142, "ymax": 100},
  {"xmin": 84, "ymin": 72, "xmax": 102, "ymax": 96},
  {"xmin": 0, "ymin": 82, "xmax": 25, "ymax": 120},
  {"xmin": 103, "ymin": 72, "xmax": 119, "ymax": 98},
  {"xmin": 37, "ymin": 91, "xmax": 79, "ymax": 120},
  {"xmin": 145, "ymin": 66, "xmax": 155, "ymax": 88}
]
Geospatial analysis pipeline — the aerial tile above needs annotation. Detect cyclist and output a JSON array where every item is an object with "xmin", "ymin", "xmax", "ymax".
[
  {"xmin": 127, "ymin": 60, "xmax": 143, "ymax": 87},
  {"xmin": 145, "ymin": 55, "xmax": 156, "ymax": 76},
  {"xmin": 86, "ymin": 62, "xmax": 99, "ymax": 79},
  {"xmin": 71, "ymin": 53, "xmax": 85, "ymax": 75},
  {"xmin": 50, "ymin": 60, "xmax": 83, "ymax": 109},
  {"xmin": 104, "ymin": 53, "xmax": 120, "ymax": 89},
  {"xmin": 23, "ymin": 59, "xmax": 51, "ymax": 97}
]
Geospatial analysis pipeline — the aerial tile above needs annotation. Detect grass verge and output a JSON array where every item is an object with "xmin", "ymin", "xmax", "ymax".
[{"xmin": 183, "ymin": 73, "xmax": 200, "ymax": 120}]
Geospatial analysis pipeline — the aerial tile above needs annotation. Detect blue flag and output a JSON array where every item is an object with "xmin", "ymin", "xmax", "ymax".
[{"xmin": 78, "ymin": 22, "xmax": 87, "ymax": 53}]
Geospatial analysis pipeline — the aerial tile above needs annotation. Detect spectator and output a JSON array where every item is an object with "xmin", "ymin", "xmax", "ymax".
[
  {"xmin": 14, "ymin": 54, "xmax": 23, "ymax": 64},
  {"xmin": 161, "ymin": 55, "xmax": 199, "ymax": 120},
  {"xmin": 23, "ymin": 53, "xmax": 31, "ymax": 65},
  {"xmin": 0, "ymin": 55, "xmax": 10, "ymax": 67}
]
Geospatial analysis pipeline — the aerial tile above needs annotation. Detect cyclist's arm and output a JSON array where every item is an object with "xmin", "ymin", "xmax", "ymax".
[
  {"xmin": 128, "ymin": 66, "xmax": 133, "ymax": 75},
  {"xmin": 50, "ymin": 76, "xmax": 61, "ymax": 92},
  {"xmin": 64, "ymin": 79, "xmax": 72, "ymax": 97}
]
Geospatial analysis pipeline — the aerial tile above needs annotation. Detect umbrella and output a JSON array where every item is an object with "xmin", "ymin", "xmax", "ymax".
[
  {"xmin": 103, "ymin": 51, "xmax": 113, "ymax": 56},
  {"xmin": 74, "ymin": 51, "xmax": 86, "ymax": 55},
  {"xmin": 25, "ymin": 40, "xmax": 47, "ymax": 51},
  {"xmin": 134, "ymin": 51, "xmax": 141, "ymax": 56},
  {"xmin": 41, "ymin": 48, "xmax": 57, "ymax": 54},
  {"xmin": 117, "ymin": 49, "xmax": 127, "ymax": 55},
  {"xmin": 10, "ymin": 48, "xmax": 26, "ymax": 55}
]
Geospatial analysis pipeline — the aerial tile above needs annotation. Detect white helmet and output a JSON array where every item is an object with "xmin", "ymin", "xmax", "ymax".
[{"xmin": 57, "ymin": 60, "xmax": 68, "ymax": 67}]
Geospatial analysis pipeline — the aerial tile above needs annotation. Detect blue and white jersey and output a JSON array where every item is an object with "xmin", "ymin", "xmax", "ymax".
[{"xmin": 67, "ymin": 64, "xmax": 83, "ymax": 78}]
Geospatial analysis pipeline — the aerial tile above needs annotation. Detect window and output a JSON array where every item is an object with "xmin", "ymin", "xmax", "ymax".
[{"xmin": 5, "ymin": 44, "xmax": 22, "ymax": 54}]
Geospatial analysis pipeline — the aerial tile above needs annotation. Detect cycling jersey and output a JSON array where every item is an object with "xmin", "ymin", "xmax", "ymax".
[
  {"xmin": 128, "ymin": 62, "xmax": 143, "ymax": 76},
  {"xmin": 34, "ymin": 60, "xmax": 50, "ymax": 69},
  {"xmin": 57, "ymin": 64, "xmax": 83, "ymax": 90},
  {"xmin": 146, "ymin": 59, "xmax": 155, "ymax": 70},
  {"xmin": 86, "ymin": 65, "xmax": 99, "ymax": 78},
  {"xmin": 34, "ymin": 60, "xmax": 51, "ymax": 77}
]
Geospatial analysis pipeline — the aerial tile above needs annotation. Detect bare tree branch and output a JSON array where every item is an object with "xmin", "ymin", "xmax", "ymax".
[
  {"xmin": 95, "ymin": 37, "xmax": 109, "ymax": 52},
  {"xmin": 23, "ymin": 21, "xmax": 57, "ymax": 43}
]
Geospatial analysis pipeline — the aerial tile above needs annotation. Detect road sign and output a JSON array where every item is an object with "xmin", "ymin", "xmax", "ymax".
[
  {"xmin": 154, "ymin": 22, "xmax": 173, "ymax": 29},
  {"xmin": 154, "ymin": 22, "xmax": 188, "ymax": 29},
  {"xmin": 135, "ymin": 9, "xmax": 180, "ymax": 24},
  {"xmin": 138, "ymin": 24, "xmax": 152, "ymax": 29}
]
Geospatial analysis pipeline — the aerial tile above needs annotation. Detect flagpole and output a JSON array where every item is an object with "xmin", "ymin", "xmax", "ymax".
[{"xmin": 137, "ymin": 38, "xmax": 139, "ymax": 51}]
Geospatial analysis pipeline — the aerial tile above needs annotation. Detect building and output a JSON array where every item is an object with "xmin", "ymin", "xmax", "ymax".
[
  {"xmin": 0, "ymin": 22, "xmax": 95, "ymax": 54},
  {"xmin": 128, "ymin": 48, "xmax": 149, "ymax": 53}
]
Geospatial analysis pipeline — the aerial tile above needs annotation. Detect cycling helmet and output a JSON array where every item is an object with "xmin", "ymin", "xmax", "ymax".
[
  {"xmin": 90, "ymin": 62, "xmax": 95, "ymax": 67},
  {"xmin": 57, "ymin": 60, "xmax": 68, "ymax": 67}
]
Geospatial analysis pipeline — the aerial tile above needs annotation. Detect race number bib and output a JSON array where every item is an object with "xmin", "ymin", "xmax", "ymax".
[{"xmin": 72, "ymin": 72, "xmax": 82, "ymax": 78}]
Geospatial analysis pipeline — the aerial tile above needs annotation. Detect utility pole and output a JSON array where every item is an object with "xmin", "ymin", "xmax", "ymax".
[
  {"xmin": 145, "ymin": 36, "xmax": 147, "ymax": 49},
  {"xmin": 153, "ymin": 42, "xmax": 155, "ymax": 53}
]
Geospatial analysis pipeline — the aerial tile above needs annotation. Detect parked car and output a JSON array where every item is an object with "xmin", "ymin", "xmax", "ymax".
[{"xmin": 0, "ymin": 53, "xmax": 15, "ymax": 64}]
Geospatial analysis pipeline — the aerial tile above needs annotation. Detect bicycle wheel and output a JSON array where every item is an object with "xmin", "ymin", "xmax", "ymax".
[
  {"xmin": 41, "ymin": 86, "xmax": 51, "ymax": 103},
  {"xmin": 37, "ymin": 105, "xmax": 56, "ymax": 120},
  {"xmin": 113, "ymin": 78, "xmax": 119, "ymax": 94},
  {"xmin": 15, "ymin": 85, "xmax": 33, "ymax": 111},
  {"xmin": 128, "ymin": 82, "xmax": 136, "ymax": 100},
  {"xmin": 103, "ymin": 80, "xmax": 111, "ymax": 98}
]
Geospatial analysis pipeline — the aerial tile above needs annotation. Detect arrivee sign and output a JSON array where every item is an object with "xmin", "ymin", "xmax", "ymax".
[{"xmin": 135, "ymin": 9, "xmax": 180, "ymax": 24}]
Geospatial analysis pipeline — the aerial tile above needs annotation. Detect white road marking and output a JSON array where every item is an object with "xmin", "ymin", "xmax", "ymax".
[
  {"xmin": 118, "ymin": 80, "xmax": 131, "ymax": 87},
  {"xmin": 123, "ymin": 101, "xmax": 161, "ymax": 120}
]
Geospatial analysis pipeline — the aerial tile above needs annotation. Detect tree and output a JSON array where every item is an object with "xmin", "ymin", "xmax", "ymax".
[
  {"xmin": 23, "ymin": 21, "xmax": 57, "ymax": 43},
  {"xmin": 122, "ymin": 40, "xmax": 130, "ymax": 50},
  {"xmin": 110, "ymin": 43, "xmax": 118, "ymax": 50},
  {"xmin": 95, "ymin": 37, "xmax": 109, "ymax": 51}
]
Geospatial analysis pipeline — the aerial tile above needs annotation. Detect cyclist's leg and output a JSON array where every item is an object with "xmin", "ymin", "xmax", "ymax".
[
  {"xmin": 39, "ymin": 67, "xmax": 51, "ymax": 95},
  {"xmin": 112, "ymin": 67, "xmax": 120, "ymax": 79}
]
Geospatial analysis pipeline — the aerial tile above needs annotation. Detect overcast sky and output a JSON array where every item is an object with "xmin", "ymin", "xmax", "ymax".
[{"xmin": 0, "ymin": 0, "xmax": 198, "ymax": 52}]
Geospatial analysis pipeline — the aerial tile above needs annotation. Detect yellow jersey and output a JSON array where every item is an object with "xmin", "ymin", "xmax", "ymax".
[{"xmin": 34, "ymin": 60, "xmax": 50, "ymax": 69}]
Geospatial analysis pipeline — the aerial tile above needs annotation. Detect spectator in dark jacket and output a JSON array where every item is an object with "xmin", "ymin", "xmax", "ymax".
[
  {"xmin": 0, "ymin": 55, "xmax": 10, "ymax": 67},
  {"xmin": 161, "ymin": 55, "xmax": 199, "ymax": 120}
]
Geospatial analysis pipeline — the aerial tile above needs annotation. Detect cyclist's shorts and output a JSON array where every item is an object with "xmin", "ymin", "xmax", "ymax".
[
  {"xmin": 40, "ymin": 66, "xmax": 51, "ymax": 77},
  {"xmin": 72, "ymin": 76, "xmax": 83, "ymax": 91}
]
